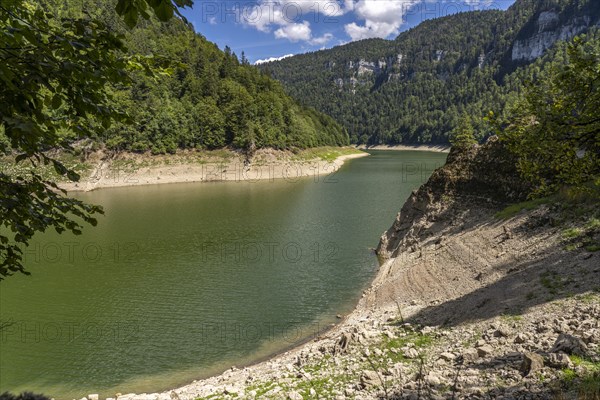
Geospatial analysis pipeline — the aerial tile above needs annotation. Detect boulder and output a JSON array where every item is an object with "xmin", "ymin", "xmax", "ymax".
[
  {"xmin": 360, "ymin": 370, "xmax": 379, "ymax": 387},
  {"xmin": 520, "ymin": 352, "xmax": 544, "ymax": 376},
  {"xmin": 476, "ymin": 345, "xmax": 494, "ymax": 357},
  {"xmin": 550, "ymin": 333, "xmax": 589, "ymax": 357},
  {"xmin": 403, "ymin": 348, "xmax": 419, "ymax": 359},
  {"xmin": 514, "ymin": 333, "xmax": 527, "ymax": 344},
  {"xmin": 439, "ymin": 352, "xmax": 456, "ymax": 362},
  {"xmin": 287, "ymin": 391, "xmax": 303, "ymax": 400},
  {"xmin": 333, "ymin": 332, "xmax": 352, "ymax": 354},
  {"xmin": 546, "ymin": 352, "xmax": 573, "ymax": 369},
  {"xmin": 462, "ymin": 348, "xmax": 479, "ymax": 362}
]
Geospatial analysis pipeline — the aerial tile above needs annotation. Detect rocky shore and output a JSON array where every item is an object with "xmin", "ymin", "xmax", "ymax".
[{"xmin": 78, "ymin": 140, "xmax": 599, "ymax": 399}]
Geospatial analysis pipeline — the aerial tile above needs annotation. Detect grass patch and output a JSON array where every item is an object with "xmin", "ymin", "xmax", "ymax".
[
  {"xmin": 243, "ymin": 380, "xmax": 278, "ymax": 398},
  {"xmin": 577, "ymin": 293, "xmax": 600, "ymax": 303},
  {"xmin": 380, "ymin": 330, "xmax": 436, "ymax": 363},
  {"xmin": 558, "ymin": 358, "xmax": 600, "ymax": 400},
  {"xmin": 540, "ymin": 271, "xmax": 565, "ymax": 295},
  {"xmin": 586, "ymin": 218, "xmax": 600, "ymax": 230},
  {"xmin": 296, "ymin": 373, "xmax": 354, "ymax": 398},
  {"xmin": 495, "ymin": 197, "xmax": 552, "ymax": 219},
  {"xmin": 578, "ymin": 371, "xmax": 600, "ymax": 399},
  {"xmin": 501, "ymin": 313, "xmax": 523, "ymax": 323},
  {"xmin": 585, "ymin": 244, "xmax": 600, "ymax": 252},
  {"xmin": 562, "ymin": 227, "xmax": 583, "ymax": 239}
]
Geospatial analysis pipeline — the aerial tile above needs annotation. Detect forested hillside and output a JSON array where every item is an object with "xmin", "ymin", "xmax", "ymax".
[
  {"xmin": 40, "ymin": 0, "xmax": 349, "ymax": 154},
  {"xmin": 260, "ymin": 0, "xmax": 600, "ymax": 145}
]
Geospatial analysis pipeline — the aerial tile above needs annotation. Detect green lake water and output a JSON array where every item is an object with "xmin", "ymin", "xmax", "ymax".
[{"xmin": 0, "ymin": 150, "xmax": 447, "ymax": 398}]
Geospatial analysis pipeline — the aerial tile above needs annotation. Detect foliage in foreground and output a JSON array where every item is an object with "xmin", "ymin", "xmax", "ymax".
[{"xmin": 500, "ymin": 31, "xmax": 600, "ymax": 197}]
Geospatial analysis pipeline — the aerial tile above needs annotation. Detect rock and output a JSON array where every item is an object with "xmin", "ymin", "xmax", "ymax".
[
  {"xmin": 404, "ymin": 348, "xmax": 419, "ymax": 359},
  {"xmin": 520, "ymin": 352, "xmax": 544, "ymax": 376},
  {"xmin": 546, "ymin": 352, "xmax": 573, "ymax": 369},
  {"xmin": 169, "ymin": 392, "xmax": 179, "ymax": 400},
  {"xmin": 476, "ymin": 345, "xmax": 494, "ymax": 357},
  {"xmin": 550, "ymin": 333, "xmax": 589, "ymax": 357},
  {"xmin": 462, "ymin": 348, "xmax": 479, "ymax": 362},
  {"xmin": 439, "ymin": 352, "xmax": 456, "ymax": 362},
  {"xmin": 287, "ymin": 391, "xmax": 303, "ymax": 400},
  {"xmin": 87, "ymin": 395, "xmax": 99, "ymax": 400},
  {"xmin": 223, "ymin": 386, "xmax": 240, "ymax": 396},
  {"xmin": 514, "ymin": 333, "xmax": 527, "ymax": 344},
  {"xmin": 360, "ymin": 370, "xmax": 379, "ymax": 387},
  {"xmin": 333, "ymin": 332, "xmax": 352, "ymax": 354},
  {"xmin": 493, "ymin": 328, "xmax": 510, "ymax": 338},
  {"xmin": 421, "ymin": 326, "xmax": 435, "ymax": 334},
  {"xmin": 426, "ymin": 372, "xmax": 442, "ymax": 385}
]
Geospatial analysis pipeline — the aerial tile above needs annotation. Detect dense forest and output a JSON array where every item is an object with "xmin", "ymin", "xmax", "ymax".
[
  {"xmin": 15, "ymin": 0, "xmax": 350, "ymax": 155},
  {"xmin": 260, "ymin": 0, "xmax": 600, "ymax": 145}
]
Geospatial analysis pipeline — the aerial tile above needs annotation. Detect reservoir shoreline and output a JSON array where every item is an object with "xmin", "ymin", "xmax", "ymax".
[
  {"xmin": 357, "ymin": 144, "xmax": 450, "ymax": 153},
  {"xmin": 59, "ymin": 148, "xmax": 369, "ymax": 192}
]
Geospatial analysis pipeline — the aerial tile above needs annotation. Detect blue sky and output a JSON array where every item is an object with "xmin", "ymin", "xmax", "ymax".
[{"xmin": 181, "ymin": 0, "xmax": 516, "ymax": 63}]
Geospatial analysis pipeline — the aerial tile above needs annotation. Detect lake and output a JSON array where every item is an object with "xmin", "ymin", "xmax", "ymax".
[{"xmin": 0, "ymin": 150, "xmax": 447, "ymax": 398}]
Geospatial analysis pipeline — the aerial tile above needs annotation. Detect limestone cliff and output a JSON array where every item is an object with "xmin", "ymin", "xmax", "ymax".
[{"xmin": 512, "ymin": 10, "xmax": 599, "ymax": 62}]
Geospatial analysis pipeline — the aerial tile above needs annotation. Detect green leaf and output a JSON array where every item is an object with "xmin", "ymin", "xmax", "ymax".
[
  {"xmin": 153, "ymin": 1, "xmax": 174, "ymax": 21},
  {"xmin": 51, "ymin": 94, "xmax": 62, "ymax": 109}
]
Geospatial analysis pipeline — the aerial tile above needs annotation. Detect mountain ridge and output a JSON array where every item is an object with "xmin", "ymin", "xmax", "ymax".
[{"xmin": 260, "ymin": 0, "xmax": 600, "ymax": 145}]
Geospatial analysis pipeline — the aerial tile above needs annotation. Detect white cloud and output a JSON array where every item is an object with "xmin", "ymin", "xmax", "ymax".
[
  {"xmin": 274, "ymin": 20, "xmax": 312, "ymax": 42},
  {"xmin": 239, "ymin": 0, "xmax": 344, "ymax": 44},
  {"xmin": 241, "ymin": 0, "xmax": 499, "ymax": 45},
  {"xmin": 463, "ymin": 0, "xmax": 495, "ymax": 6},
  {"xmin": 254, "ymin": 54, "xmax": 295, "ymax": 64},
  {"xmin": 310, "ymin": 32, "xmax": 334, "ymax": 45},
  {"xmin": 344, "ymin": 0, "xmax": 419, "ymax": 41}
]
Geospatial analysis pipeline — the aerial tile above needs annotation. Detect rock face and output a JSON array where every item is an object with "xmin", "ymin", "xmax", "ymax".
[{"xmin": 512, "ymin": 11, "xmax": 594, "ymax": 61}]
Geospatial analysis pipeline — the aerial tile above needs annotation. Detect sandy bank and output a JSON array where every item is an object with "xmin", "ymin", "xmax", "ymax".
[
  {"xmin": 357, "ymin": 144, "xmax": 450, "ymax": 153},
  {"xmin": 60, "ymin": 149, "xmax": 368, "ymax": 192}
]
